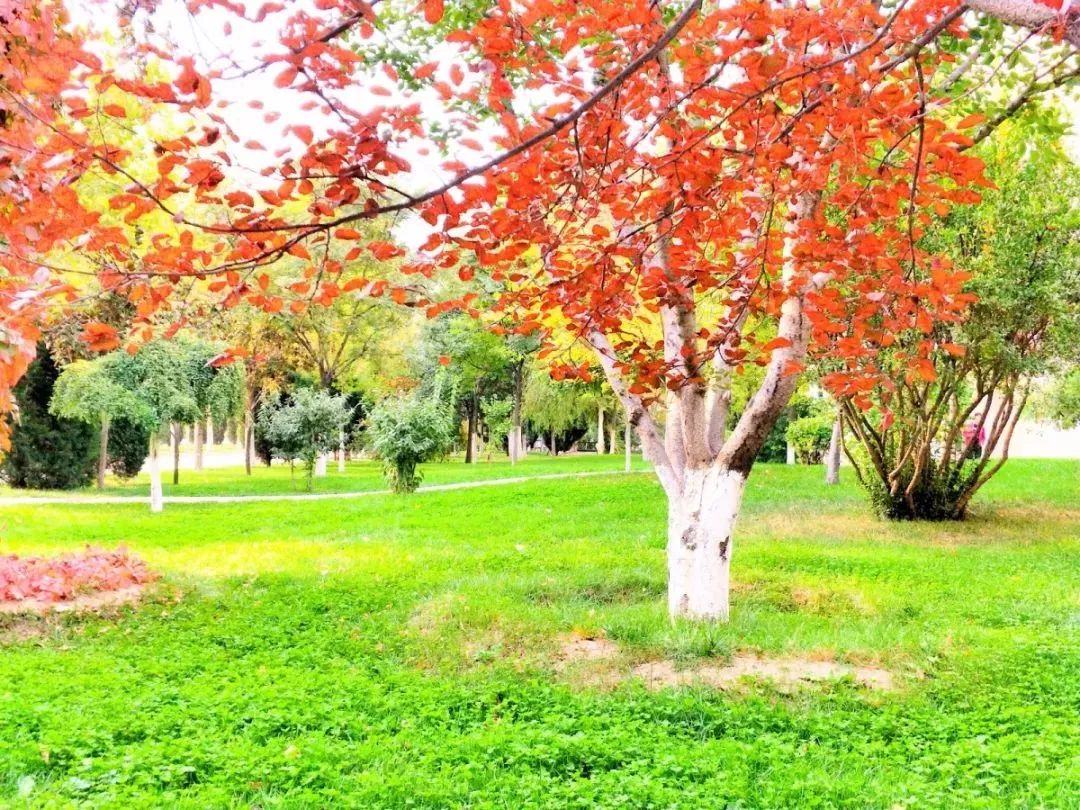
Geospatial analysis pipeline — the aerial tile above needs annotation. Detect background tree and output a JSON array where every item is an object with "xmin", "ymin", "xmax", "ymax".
[
  {"xmin": 523, "ymin": 374, "xmax": 593, "ymax": 455},
  {"xmin": 50, "ymin": 355, "xmax": 152, "ymax": 490},
  {"xmin": 257, "ymin": 389, "xmax": 352, "ymax": 491},
  {"xmin": 839, "ymin": 126, "xmax": 1080, "ymax": 520},
  {"xmin": 367, "ymin": 382, "xmax": 456, "ymax": 493},
  {"xmin": 0, "ymin": 344, "xmax": 98, "ymax": 490}
]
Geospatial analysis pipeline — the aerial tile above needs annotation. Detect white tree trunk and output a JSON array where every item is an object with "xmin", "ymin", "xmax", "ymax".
[
  {"xmin": 148, "ymin": 437, "xmax": 163, "ymax": 514},
  {"xmin": 597, "ymin": 406, "xmax": 606, "ymax": 454},
  {"xmin": 825, "ymin": 416, "xmax": 842, "ymax": 485},
  {"xmin": 667, "ymin": 466, "xmax": 746, "ymax": 621},
  {"xmin": 786, "ymin": 441, "xmax": 796, "ymax": 465},
  {"xmin": 194, "ymin": 417, "xmax": 205, "ymax": 471},
  {"xmin": 338, "ymin": 430, "xmax": 346, "ymax": 473},
  {"xmin": 315, "ymin": 454, "xmax": 328, "ymax": 477},
  {"xmin": 624, "ymin": 416, "xmax": 632, "ymax": 472}
]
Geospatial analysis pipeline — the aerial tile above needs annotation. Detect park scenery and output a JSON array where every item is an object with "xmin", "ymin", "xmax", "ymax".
[{"xmin": 0, "ymin": 0, "xmax": 1078, "ymax": 806}]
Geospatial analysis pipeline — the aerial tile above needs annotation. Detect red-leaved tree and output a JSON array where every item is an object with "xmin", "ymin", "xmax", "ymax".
[{"xmin": 0, "ymin": 0, "xmax": 1077, "ymax": 618}]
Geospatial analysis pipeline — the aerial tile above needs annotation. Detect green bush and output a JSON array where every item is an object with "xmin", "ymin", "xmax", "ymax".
[
  {"xmin": 367, "ymin": 388, "xmax": 455, "ymax": 493},
  {"xmin": 1, "ymin": 344, "xmax": 98, "ymax": 490},
  {"xmin": 785, "ymin": 415, "xmax": 833, "ymax": 464},
  {"xmin": 106, "ymin": 418, "xmax": 151, "ymax": 479}
]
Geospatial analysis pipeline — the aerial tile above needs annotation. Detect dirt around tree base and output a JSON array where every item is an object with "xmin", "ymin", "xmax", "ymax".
[
  {"xmin": 0, "ymin": 585, "xmax": 147, "ymax": 616},
  {"xmin": 558, "ymin": 635, "xmax": 898, "ymax": 692}
]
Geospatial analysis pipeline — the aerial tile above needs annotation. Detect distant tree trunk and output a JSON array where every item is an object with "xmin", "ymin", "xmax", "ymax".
[
  {"xmin": 465, "ymin": 395, "xmax": 478, "ymax": 464},
  {"xmin": 510, "ymin": 361, "xmax": 524, "ymax": 465},
  {"xmin": 825, "ymin": 414, "xmax": 842, "ymax": 485},
  {"xmin": 172, "ymin": 423, "xmax": 182, "ymax": 485},
  {"xmin": 194, "ymin": 416, "xmax": 205, "ymax": 471},
  {"xmin": 624, "ymin": 413, "xmax": 632, "ymax": 473},
  {"xmin": 315, "ymin": 454, "xmax": 327, "ymax": 477},
  {"xmin": 609, "ymin": 421, "xmax": 617, "ymax": 456},
  {"xmin": 97, "ymin": 414, "xmax": 110, "ymax": 490},
  {"xmin": 244, "ymin": 390, "xmax": 254, "ymax": 476},
  {"xmin": 597, "ymin": 406, "xmax": 606, "ymax": 454},
  {"xmin": 338, "ymin": 430, "xmax": 346, "ymax": 473},
  {"xmin": 148, "ymin": 436, "xmax": 163, "ymax": 513},
  {"xmin": 550, "ymin": 428, "xmax": 557, "ymax": 456},
  {"xmin": 786, "ymin": 441, "xmax": 796, "ymax": 465}
]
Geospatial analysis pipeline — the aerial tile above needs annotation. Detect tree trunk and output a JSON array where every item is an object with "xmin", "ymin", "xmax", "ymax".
[
  {"xmin": 609, "ymin": 422, "xmax": 617, "ymax": 456},
  {"xmin": 550, "ymin": 428, "xmax": 557, "ymax": 456},
  {"xmin": 624, "ymin": 414, "xmax": 632, "ymax": 473},
  {"xmin": 194, "ymin": 416, "xmax": 205, "ymax": 471},
  {"xmin": 243, "ymin": 394, "xmax": 254, "ymax": 476},
  {"xmin": 667, "ymin": 466, "xmax": 747, "ymax": 621},
  {"xmin": 315, "ymin": 454, "xmax": 328, "ymax": 477},
  {"xmin": 97, "ymin": 414, "xmax": 110, "ymax": 490},
  {"xmin": 825, "ymin": 415, "xmax": 842, "ymax": 485},
  {"xmin": 510, "ymin": 362, "xmax": 524, "ymax": 465},
  {"xmin": 786, "ymin": 441, "xmax": 796, "ymax": 465},
  {"xmin": 597, "ymin": 406, "xmax": 606, "ymax": 454},
  {"xmin": 465, "ymin": 396, "xmax": 477, "ymax": 464},
  {"xmin": 338, "ymin": 430, "xmax": 346, "ymax": 473},
  {"xmin": 172, "ymin": 423, "xmax": 181, "ymax": 485},
  {"xmin": 148, "ymin": 436, "xmax": 163, "ymax": 513}
]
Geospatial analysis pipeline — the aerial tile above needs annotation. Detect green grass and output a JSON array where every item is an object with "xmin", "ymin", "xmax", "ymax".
[
  {"xmin": 0, "ymin": 458, "xmax": 1077, "ymax": 807},
  {"xmin": 0, "ymin": 452, "xmax": 653, "ymax": 499}
]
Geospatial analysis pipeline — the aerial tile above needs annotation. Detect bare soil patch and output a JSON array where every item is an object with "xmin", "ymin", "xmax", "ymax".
[{"xmin": 556, "ymin": 634, "xmax": 897, "ymax": 692}]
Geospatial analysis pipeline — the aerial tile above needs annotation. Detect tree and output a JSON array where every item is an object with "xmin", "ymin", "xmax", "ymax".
[
  {"xmin": 50, "ymin": 355, "xmax": 152, "ymax": 490},
  {"xmin": 1044, "ymin": 370, "xmax": 1080, "ymax": 429},
  {"xmin": 1, "ymin": 0, "xmax": 1077, "ymax": 621},
  {"xmin": 107, "ymin": 342, "xmax": 202, "ymax": 512},
  {"xmin": 0, "ymin": 344, "xmax": 98, "ymax": 490},
  {"xmin": 367, "ymin": 383, "xmax": 456, "ymax": 493},
  {"xmin": 179, "ymin": 339, "xmax": 245, "ymax": 480},
  {"xmin": 416, "ymin": 315, "xmax": 512, "ymax": 463},
  {"xmin": 523, "ymin": 373, "xmax": 593, "ymax": 455},
  {"xmin": 257, "ymin": 389, "xmax": 352, "ymax": 490},
  {"xmin": 839, "ymin": 127, "xmax": 1080, "ymax": 519}
]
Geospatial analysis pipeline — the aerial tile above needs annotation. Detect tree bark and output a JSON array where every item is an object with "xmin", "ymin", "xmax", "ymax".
[
  {"xmin": 510, "ymin": 361, "xmax": 524, "ymax": 465},
  {"xmin": 624, "ymin": 413, "xmax": 632, "ymax": 473},
  {"xmin": 825, "ymin": 415, "xmax": 842, "ymax": 485},
  {"xmin": 148, "ymin": 435, "xmax": 163, "ymax": 513},
  {"xmin": 315, "ymin": 454, "xmax": 328, "ymax": 477},
  {"xmin": 338, "ymin": 429, "xmax": 346, "ymax": 473},
  {"xmin": 172, "ymin": 423, "xmax": 181, "ymax": 485},
  {"xmin": 243, "ymin": 390, "xmax": 254, "ymax": 476},
  {"xmin": 97, "ymin": 414, "xmax": 110, "ymax": 490},
  {"xmin": 550, "ymin": 428, "xmax": 557, "ymax": 456},
  {"xmin": 667, "ymin": 466, "xmax": 747, "ymax": 621},
  {"xmin": 194, "ymin": 415, "xmax": 205, "ymax": 471},
  {"xmin": 465, "ymin": 396, "xmax": 477, "ymax": 464},
  {"xmin": 597, "ymin": 406, "xmax": 606, "ymax": 454}
]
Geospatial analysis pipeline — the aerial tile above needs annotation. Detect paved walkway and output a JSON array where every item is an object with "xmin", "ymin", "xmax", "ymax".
[{"xmin": 0, "ymin": 470, "xmax": 641, "ymax": 507}]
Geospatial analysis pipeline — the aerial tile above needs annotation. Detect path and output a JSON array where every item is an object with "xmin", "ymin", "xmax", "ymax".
[{"xmin": 0, "ymin": 470, "xmax": 643, "ymax": 507}]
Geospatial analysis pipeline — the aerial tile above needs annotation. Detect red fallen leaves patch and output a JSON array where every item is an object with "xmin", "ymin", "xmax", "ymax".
[{"xmin": 0, "ymin": 547, "xmax": 156, "ymax": 604}]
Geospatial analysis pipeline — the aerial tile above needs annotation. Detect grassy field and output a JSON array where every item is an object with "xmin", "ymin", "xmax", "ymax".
[
  {"xmin": 0, "ymin": 453, "xmax": 653, "ymax": 499},
  {"xmin": 0, "ymin": 458, "xmax": 1077, "ymax": 807}
]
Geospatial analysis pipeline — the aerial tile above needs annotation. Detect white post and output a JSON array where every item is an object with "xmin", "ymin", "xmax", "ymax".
[{"xmin": 148, "ymin": 436, "xmax": 163, "ymax": 513}]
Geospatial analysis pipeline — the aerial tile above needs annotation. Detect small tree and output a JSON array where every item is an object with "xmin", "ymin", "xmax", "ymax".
[
  {"xmin": 840, "ymin": 130, "xmax": 1080, "ymax": 520},
  {"xmin": 50, "ymin": 356, "xmax": 153, "ymax": 490},
  {"xmin": 786, "ymin": 416, "xmax": 834, "ymax": 465},
  {"xmin": 257, "ymin": 389, "xmax": 351, "ymax": 490},
  {"xmin": 1, "ymin": 344, "xmax": 98, "ymax": 490},
  {"xmin": 368, "ymin": 386, "xmax": 455, "ymax": 493},
  {"xmin": 481, "ymin": 396, "xmax": 513, "ymax": 459}
]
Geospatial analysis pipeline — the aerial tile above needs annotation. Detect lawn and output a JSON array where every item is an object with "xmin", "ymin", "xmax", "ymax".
[
  {"xmin": 0, "ymin": 452, "xmax": 653, "ymax": 499},
  {"xmin": 0, "ymin": 458, "xmax": 1077, "ymax": 808}
]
